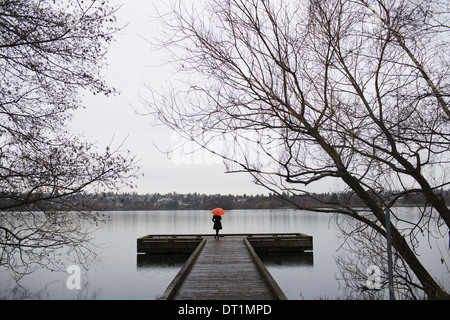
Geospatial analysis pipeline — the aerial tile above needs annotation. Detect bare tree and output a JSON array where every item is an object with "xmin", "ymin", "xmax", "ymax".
[
  {"xmin": 353, "ymin": 0, "xmax": 450, "ymax": 227},
  {"xmin": 334, "ymin": 209, "xmax": 449, "ymax": 299},
  {"xmin": 146, "ymin": 0, "xmax": 449, "ymax": 298},
  {"xmin": 0, "ymin": 0, "xmax": 139, "ymax": 279}
]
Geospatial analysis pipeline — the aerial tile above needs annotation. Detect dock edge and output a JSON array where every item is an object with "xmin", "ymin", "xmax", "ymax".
[
  {"xmin": 243, "ymin": 238, "xmax": 288, "ymax": 300},
  {"xmin": 159, "ymin": 238, "xmax": 207, "ymax": 300}
]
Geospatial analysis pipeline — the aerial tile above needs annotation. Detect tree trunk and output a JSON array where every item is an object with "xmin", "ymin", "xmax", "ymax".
[{"xmin": 341, "ymin": 172, "xmax": 450, "ymax": 299}]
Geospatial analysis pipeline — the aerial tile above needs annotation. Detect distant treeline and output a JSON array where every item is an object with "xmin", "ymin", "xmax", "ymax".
[{"xmin": 84, "ymin": 189, "xmax": 450, "ymax": 211}]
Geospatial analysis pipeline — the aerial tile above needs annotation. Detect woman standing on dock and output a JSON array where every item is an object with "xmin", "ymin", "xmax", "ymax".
[
  {"xmin": 211, "ymin": 208, "xmax": 224, "ymax": 239},
  {"xmin": 212, "ymin": 215, "xmax": 222, "ymax": 239}
]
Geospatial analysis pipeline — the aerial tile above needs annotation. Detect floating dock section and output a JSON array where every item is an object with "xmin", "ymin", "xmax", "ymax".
[{"xmin": 137, "ymin": 233, "xmax": 313, "ymax": 300}]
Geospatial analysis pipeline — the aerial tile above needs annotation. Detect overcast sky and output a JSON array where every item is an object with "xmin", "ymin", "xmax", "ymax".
[
  {"xmin": 70, "ymin": 0, "xmax": 341, "ymax": 196},
  {"xmin": 70, "ymin": 0, "xmax": 270, "ymax": 196}
]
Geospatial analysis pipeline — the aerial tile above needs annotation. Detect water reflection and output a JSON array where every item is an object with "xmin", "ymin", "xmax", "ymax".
[
  {"xmin": 258, "ymin": 252, "xmax": 314, "ymax": 300},
  {"xmin": 259, "ymin": 252, "xmax": 314, "ymax": 268},
  {"xmin": 136, "ymin": 253, "xmax": 191, "ymax": 269},
  {"xmin": 1, "ymin": 274, "xmax": 103, "ymax": 300}
]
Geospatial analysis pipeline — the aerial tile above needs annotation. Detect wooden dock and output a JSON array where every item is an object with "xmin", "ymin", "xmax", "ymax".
[{"xmin": 137, "ymin": 233, "xmax": 313, "ymax": 300}]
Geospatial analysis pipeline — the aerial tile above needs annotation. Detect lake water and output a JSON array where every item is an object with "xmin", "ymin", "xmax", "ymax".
[{"xmin": 0, "ymin": 208, "xmax": 449, "ymax": 300}]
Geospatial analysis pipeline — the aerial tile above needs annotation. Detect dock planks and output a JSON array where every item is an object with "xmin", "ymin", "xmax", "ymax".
[
  {"xmin": 137, "ymin": 233, "xmax": 312, "ymax": 300},
  {"xmin": 172, "ymin": 236, "xmax": 276, "ymax": 300}
]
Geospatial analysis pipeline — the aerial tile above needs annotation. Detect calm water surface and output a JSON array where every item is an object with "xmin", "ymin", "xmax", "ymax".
[{"xmin": 1, "ymin": 208, "xmax": 448, "ymax": 299}]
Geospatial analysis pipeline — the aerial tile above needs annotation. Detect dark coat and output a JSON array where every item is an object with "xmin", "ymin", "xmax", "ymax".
[{"xmin": 212, "ymin": 215, "xmax": 222, "ymax": 230}]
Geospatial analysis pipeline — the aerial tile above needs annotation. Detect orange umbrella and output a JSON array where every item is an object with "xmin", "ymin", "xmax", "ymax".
[{"xmin": 212, "ymin": 208, "xmax": 225, "ymax": 216}]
